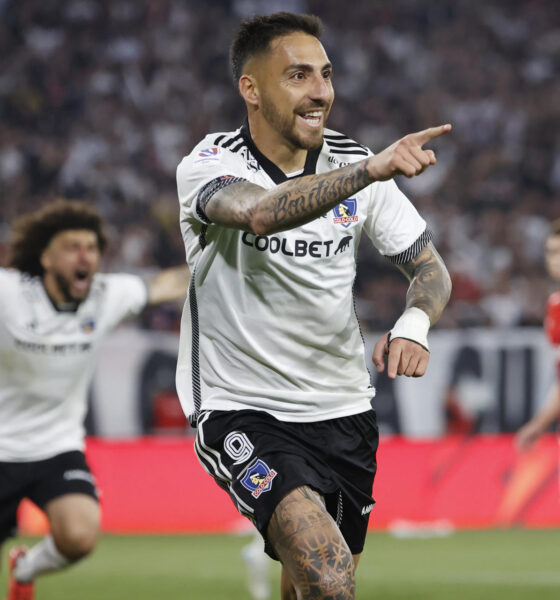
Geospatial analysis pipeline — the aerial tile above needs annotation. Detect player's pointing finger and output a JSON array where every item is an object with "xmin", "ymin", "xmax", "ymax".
[{"xmin": 413, "ymin": 124, "xmax": 452, "ymax": 146}]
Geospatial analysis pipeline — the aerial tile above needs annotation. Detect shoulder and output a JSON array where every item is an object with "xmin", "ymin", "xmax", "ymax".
[
  {"xmin": 322, "ymin": 128, "xmax": 371, "ymax": 163},
  {"xmin": 178, "ymin": 128, "xmax": 246, "ymax": 172},
  {"xmin": 91, "ymin": 272, "xmax": 143, "ymax": 291},
  {"xmin": 0, "ymin": 267, "xmax": 29, "ymax": 291},
  {"xmin": 89, "ymin": 273, "xmax": 148, "ymax": 310},
  {"xmin": 547, "ymin": 291, "xmax": 560, "ymax": 308}
]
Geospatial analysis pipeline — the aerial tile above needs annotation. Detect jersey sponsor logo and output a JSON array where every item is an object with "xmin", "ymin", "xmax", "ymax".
[
  {"xmin": 334, "ymin": 235, "xmax": 352, "ymax": 254},
  {"xmin": 240, "ymin": 458, "xmax": 277, "ymax": 498},
  {"xmin": 14, "ymin": 338, "xmax": 92, "ymax": 355},
  {"xmin": 333, "ymin": 198, "xmax": 358, "ymax": 228},
  {"xmin": 242, "ymin": 232, "xmax": 352, "ymax": 259},
  {"xmin": 224, "ymin": 431, "xmax": 254, "ymax": 465}
]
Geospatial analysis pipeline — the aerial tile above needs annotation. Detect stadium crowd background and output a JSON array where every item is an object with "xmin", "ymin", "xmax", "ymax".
[{"xmin": 1, "ymin": 0, "xmax": 558, "ymax": 332}]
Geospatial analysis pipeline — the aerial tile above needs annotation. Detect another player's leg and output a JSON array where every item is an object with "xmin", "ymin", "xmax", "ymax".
[
  {"xmin": 242, "ymin": 530, "xmax": 271, "ymax": 600},
  {"xmin": 10, "ymin": 494, "xmax": 99, "ymax": 589},
  {"xmin": 268, "ymin": 486, "xmax": 355, "ymax": 600}
]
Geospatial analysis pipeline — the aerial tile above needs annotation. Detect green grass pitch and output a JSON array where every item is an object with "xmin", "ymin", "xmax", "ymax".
[{"xmin": 2, "ymin": 530, "xmax": 559, "ymax": 599}]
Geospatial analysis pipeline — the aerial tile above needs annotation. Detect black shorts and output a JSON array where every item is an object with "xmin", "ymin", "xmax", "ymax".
[
  {"xmin": 195, "ymin": 409, "xmax": 379, "ymax": 559},
  {"xmin": 0, "ymin": 451, "xmax": 98, "ymax": 544}
]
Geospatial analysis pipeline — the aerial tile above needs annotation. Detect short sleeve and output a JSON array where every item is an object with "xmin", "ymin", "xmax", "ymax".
[
  {"xmin": 362, "ymin": 179, "xmax": 430, "ymax": 263},
  {"xmin": 101, "ymin": 273, "xmax": 148, "ymax": 324},
  {"xmin": 0, "ymin": 268, "xmax": 19, "ymax": 315},
  {"xmin": 176, "ymin": 142, "xmax": 248, "ymax": 226}
]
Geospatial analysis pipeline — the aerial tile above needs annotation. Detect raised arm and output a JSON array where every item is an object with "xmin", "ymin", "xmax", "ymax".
[
  {"xmin": 146, "ymin": 265, "xmax": 190, "ymax": 306},
  {"xmin": 373, "ymin": 242, "xmax": 452, "ymax": 379},
  {"xmin": 205, "ymin": 125, "xmax": 452, "ymax": 235},
  {"xmin": 516, "ymin": 382, "xmax": 560, "ymax": 452}
]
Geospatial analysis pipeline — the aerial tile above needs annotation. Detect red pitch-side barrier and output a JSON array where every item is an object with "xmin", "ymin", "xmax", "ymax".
[{"xmin": 18, "ymin": 434, "xmax": 560, "ymax": 534}]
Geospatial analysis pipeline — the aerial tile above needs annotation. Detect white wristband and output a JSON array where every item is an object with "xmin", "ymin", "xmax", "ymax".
[{"xmin": 389, "ymin": 307, "xmax": 430, "ymax": 351}]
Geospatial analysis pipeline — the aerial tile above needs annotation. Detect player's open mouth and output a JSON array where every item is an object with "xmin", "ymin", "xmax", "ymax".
[
  {"xmin": 298, "ymin": 111, "xmax": 323, "ymax": 128},
  {"xmin": 73, "ymin": 270, "xmax": 91, "ymax": 293}
]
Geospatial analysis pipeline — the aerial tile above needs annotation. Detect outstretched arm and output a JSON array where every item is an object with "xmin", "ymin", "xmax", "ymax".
[
  {"xmin": 146, "ymin": 265, "xmax": 190, "ymax": 305},
  {"xmin": 516, "ymin": 382, "xmax": 560, "ymax": 451},
  {"xmin": 372, "ymin": 242, "xmax": 452, "ymax": 379},
  {"xmin": 205, "ymin": 125, "xmax": 452, "ymax": 235}
]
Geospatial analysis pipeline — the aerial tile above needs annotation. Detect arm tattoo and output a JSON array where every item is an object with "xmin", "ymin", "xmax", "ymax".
[
  {"xmin": 268, "ymin": 161, "xmax": 371, "ymax": 231},
  {"xmin": 397, "ymin": 241, "xmax": 452, "ymax": 325},
  {"xmin": 267, "ymin": 487, "xmax": 355, "ymax": 599},
  {"xmin": 207, "ymin": 159, "xmax": 373, "ymax": 234}
]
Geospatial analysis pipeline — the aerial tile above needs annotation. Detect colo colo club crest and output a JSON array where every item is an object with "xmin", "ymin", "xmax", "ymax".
[
  {"xmin": 240, "ymin": 458, "xmax": 277, "ymax": 498},
  {"xmin": 333, "ymin": 198, "xmax": 358, "ymax": 228}
]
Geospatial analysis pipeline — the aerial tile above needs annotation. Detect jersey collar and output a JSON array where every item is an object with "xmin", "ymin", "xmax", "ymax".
[{"xmin": 240, "ymin": 120, "xmax": 322, "ymax": 185}]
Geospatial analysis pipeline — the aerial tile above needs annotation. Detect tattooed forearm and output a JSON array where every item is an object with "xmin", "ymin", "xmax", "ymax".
[
  {"xmin": 206, "ymin": 158, "xmax": 373, "ymax": 235},
  {"xmin": 397, "ymin": 241, "xmax": 452, "ymax": 324},
  {"xmin": 268, "ymin": 162, "xmax": 371, "ymax": 231},
  {"xmin": 264, "ymin": 161, "xmax": 371, "ymax": 234}
]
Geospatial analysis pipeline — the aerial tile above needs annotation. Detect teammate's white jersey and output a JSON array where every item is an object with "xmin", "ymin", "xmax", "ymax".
[
  {"xmin": 176, "ymin": 123, "xmax": 431, "ymax": 423},
  {"xmin": 0, "ymin": 269, "xmax": 147, "ymax": 461}
]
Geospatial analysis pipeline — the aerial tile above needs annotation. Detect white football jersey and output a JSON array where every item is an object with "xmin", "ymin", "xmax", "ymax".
[
  {"xmin": 0, "ymin": 269, "xmax": 148, "ymax": 461},
  {"xmin": 176, "ymin": 124, "xmax": 431, "ymax": 423}
]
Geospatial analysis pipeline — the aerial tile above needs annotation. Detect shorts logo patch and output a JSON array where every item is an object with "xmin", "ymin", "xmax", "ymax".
[
  {"xmin": 333, "ymin": 198, "xmax": 358, "ymax": 228},
  {"xmin": 361, "ymin": 503, "xmax": 374, "ymax": 516},
  {"xmin": 240, "ymin": 458, "xmax": 277, "ymax": 498}
]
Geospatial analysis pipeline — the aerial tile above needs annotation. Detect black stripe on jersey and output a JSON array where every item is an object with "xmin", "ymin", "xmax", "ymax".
[
  {"xmin": 196, "ymin": 175, "xmax": 247, "ymax": 223},
  {"xmin": 213, "ymin": 134, "xmax": 227, "ymax": 145},
  {"xmin": 324, "ymin": 133, "xmax": 369, "ymax": 155},
  {"xmin": 385, "ymin": 229, "xmax": 434, "ymax": 265},
  {"xmin": 199, "ymin": 224, "xmax": 208, "ymax": 250},
  {"xmin": 325, "ymin": 140, "xmax": 365, "ymax": 149},
  {"xmin": 230, "ymin": 140, "xmax": 246, "ymax": 153},
  {"xmin": 329, "ymin": 148, "xmax": 369, "ymax": 156},
  {"xmin": 221, "ymin": 133, "xmax": 243, "ymax": 149},
  {"xmin": 189, "ymin": 274, "xmax": 202, "ymax": 427}
]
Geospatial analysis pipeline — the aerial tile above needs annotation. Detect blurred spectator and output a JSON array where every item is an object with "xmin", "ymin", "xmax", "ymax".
[{"xmin": 1, "ymin": 0, "xmax": 558, "ymax": 331}]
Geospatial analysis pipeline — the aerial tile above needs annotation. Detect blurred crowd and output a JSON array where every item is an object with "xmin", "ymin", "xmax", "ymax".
[{"xmin": 0, "ymin": 0, "xmax": 558, "ymax": 331}]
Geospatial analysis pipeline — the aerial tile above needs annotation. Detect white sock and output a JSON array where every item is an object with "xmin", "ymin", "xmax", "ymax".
[{"xmin": 14, "ymin": 536, "xmax": 69, "ymax": 583}]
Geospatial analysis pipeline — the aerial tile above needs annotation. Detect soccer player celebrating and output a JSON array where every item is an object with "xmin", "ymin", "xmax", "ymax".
[
  {"xmin": 516, "ymin": 220, "xmax": 560, "ymax": 451},
  {"xmin": 175, "ymin": 13, "xmax": 452, "ymax": 600},
  {"xmin": 0, "ymin": 200, "xmax": 189, "ymax": 600}
]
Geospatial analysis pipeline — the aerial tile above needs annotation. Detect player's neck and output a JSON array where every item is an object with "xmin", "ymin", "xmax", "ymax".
[
  {"xmin": 247, "ymin": 115, "xmax": 308, "ymax": 174},
  {"xmin": 42, "ymin": 274, "xmax": 80, "ymax": 312}
]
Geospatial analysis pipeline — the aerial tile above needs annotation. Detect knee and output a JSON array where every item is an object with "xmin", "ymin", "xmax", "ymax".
[
  {"xmin": 54, "ymin": 522, "xmax": 99, "ymax": 561},
  {"xmin": 302, "ymin": 568, "xmax": 355, "ymax": 599}
]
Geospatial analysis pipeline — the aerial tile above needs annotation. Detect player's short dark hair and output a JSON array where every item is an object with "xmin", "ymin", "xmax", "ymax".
[
  {"xmin": 7, "ymin": 199, "xmax": 107, "ymax": 277},
  {"xmin": 549, "ymin": 218, "xmax": 560, "ymax": 237},
  {"xmin": 230, "ymin": 12, "xmax": 323, "ymax": 82}
]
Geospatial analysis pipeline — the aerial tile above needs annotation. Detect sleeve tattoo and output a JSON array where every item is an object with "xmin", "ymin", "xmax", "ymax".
[
  {"xmin": 396, "ymin": 241, "xmax": 452, "ymax": 325},
  {"xmin": 206, "ymin": 160, "xmax": 372, "ymax": 234}
]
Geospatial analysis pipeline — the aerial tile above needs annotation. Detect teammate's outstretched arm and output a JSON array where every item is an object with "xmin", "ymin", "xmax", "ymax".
[
  {"xmin": 516, "ymin": 382, "xmax": 560, "ymax": 451},
  {"xmin": 373, "ymin": 242, "xmax": 451, "ymax": 379},
  {"xmin": 146, "ymin": 265, "xmax": 190, "ymax": 305},
  {"xmin": 205, "ymin": 125, "xmax": 452, "ymax": 235}
]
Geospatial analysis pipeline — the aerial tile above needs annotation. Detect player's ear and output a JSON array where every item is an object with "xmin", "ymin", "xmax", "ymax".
[
  {"xmin": 239, "ymin": 74, "xmax": 259, "ymax": 107},
  {"xmin": 40, "ymin": 248, "xmax": 52, "ymax": 271}
]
